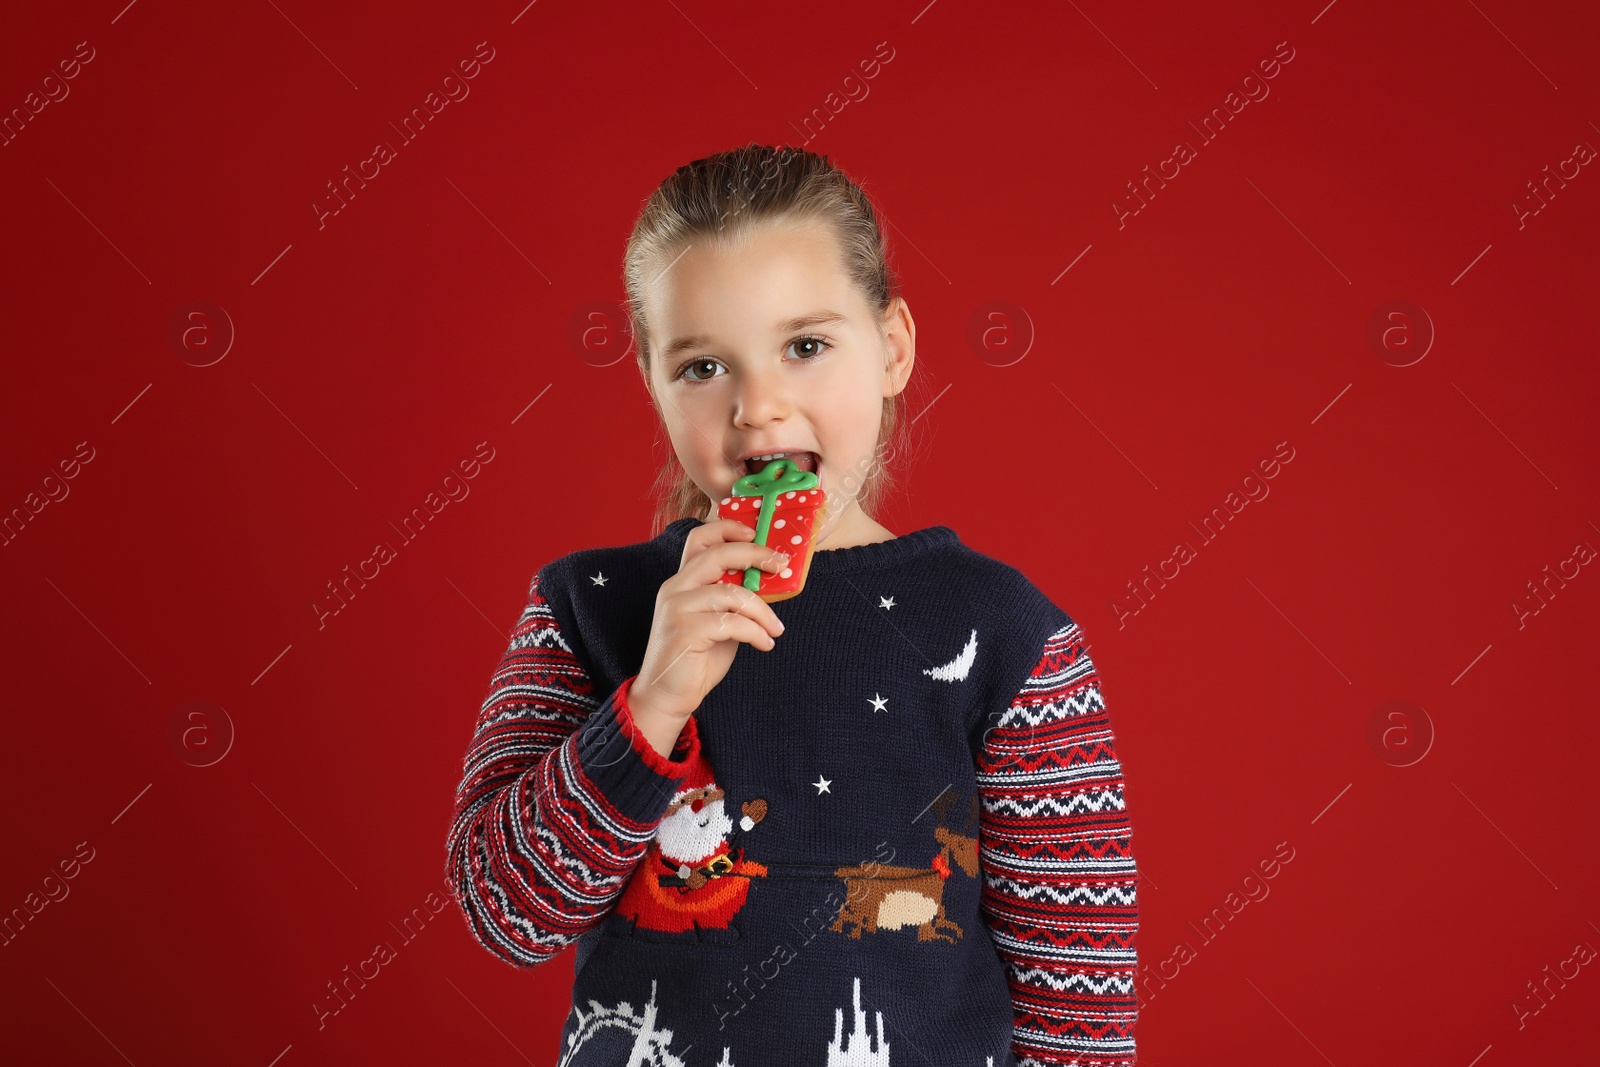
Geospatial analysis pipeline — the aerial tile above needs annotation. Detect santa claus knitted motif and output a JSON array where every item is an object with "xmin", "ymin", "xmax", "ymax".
[{"xmin": 610, "ymin": 745, "xmax": 769, "ymax": 936}]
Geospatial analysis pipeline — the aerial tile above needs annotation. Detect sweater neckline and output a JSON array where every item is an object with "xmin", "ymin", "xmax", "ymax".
[{"xmin": 665, "ymin": 517, "xmax": 959, "ymax": 576}]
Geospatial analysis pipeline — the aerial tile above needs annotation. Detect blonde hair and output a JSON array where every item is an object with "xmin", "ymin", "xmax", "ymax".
[{"xmin": 622, "ymin": 143, "xmax": 917, "ymax": 538}]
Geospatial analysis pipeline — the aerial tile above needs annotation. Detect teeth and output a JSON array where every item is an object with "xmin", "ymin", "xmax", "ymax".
[{"xmin": 744, "ymin": 451, "xmax": 819, "ymax": 474}]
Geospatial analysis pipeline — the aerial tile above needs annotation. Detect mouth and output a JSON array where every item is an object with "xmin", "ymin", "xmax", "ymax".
[{"xmin": 740, "ymin": 451, "xmax": 820, "ymax": 477}]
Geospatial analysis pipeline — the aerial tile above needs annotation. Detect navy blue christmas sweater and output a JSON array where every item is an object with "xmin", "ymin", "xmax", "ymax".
[{"xmin": 444, "ymin": 517, "xmax": 1138, "ymax": 1066}]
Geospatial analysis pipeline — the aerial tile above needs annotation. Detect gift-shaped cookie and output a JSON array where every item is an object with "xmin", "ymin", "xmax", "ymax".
[{"xmin": 715, "ymin": 457, "xmax": 826, "ymax": 603}]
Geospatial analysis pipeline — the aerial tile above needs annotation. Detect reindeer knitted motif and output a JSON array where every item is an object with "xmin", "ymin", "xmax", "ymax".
[{"xmin": 829, "ymin": 791, "xmax": 982, "ymax": 943}]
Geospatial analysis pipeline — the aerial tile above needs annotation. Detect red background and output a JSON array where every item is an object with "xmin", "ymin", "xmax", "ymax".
[{"xmin": 3, "ymin": 0, "xmax": 1597, "ymax": 1063}]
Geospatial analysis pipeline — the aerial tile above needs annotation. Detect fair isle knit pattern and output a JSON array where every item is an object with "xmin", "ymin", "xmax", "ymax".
[
  {"xmin": 976, "ymin": 623, "xmax": 1138, "ymax": 1065},
  {"xmin": 444, "ymin": 574, "xmax": 702, "ymax": 967},
  {"xmin": 444, "ymin": 517, "xmax": 1138, "ymax": 1066}
]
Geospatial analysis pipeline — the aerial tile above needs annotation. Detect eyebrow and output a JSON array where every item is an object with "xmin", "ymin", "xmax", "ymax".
[{"xmin": 660, "ymin": 310, "xmax": 849, "ymax": 361}]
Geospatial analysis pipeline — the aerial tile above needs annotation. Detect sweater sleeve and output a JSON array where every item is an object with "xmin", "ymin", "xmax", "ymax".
[
  {"xmin": 443, "ymin": 570, "xmax": 701, "ymax": 968},
  {"xmin": 975, "ymin": 619, "xmax": 1139, "ymax": 1066}
]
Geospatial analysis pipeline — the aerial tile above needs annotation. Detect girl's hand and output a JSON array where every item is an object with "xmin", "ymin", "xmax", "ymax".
[{"xmin": 628, "ymin": 518, "xmax": 790, "ymax": 725}]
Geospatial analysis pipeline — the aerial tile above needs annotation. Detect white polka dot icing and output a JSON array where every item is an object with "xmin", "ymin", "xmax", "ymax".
[
  {"xmin": 780, "ymin": 567, "xmax": 792, "ymax": 578},
  {"xmin": 775, "ymin": 518, "xmax": 786, "ymax": 528}
]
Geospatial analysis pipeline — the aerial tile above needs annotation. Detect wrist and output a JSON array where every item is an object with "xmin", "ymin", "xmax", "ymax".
[
  {"xmin": 621, "ymin": 678, "xmax": 694, "ymax": 763},
  {"xmin": 626, "ymin": 678, "xmax": 687, "ymax": 726}
]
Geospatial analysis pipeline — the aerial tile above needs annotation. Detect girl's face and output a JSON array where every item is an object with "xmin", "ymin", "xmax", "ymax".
[{"xmin": 640, "ymin": 218, "xmax": 914, "ymax": 540}]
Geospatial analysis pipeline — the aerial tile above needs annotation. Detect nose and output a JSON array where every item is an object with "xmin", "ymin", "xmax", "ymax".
[{"xmin": 733, "ymin": 363, "xmax": 791, "ymax": 428}]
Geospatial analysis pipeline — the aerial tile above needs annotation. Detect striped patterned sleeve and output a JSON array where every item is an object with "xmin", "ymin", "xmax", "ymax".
[
  {"xmin": 975, "ymin": 619, "xmax": 1139, "ymax": 1066},
  {"xmin": 444, "ymin": 570, "xmax": 701, "ymax": 968}
]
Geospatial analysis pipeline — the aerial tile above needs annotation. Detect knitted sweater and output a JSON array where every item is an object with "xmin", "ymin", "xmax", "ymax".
[{"xmin": 445, "ymin": 517, "xmax": 1138, "ymax": 1066}]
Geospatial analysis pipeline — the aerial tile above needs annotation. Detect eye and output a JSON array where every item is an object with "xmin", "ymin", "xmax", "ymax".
[
  {"xmin": 674, "ymin": 335, "xmax": 832, "ymax": 384},
  {"xmin": 787, "ymin": 334, "xmax": 832, "ymax": 360},
  {"xmin": 676, "ymin": 357, "xmax": 725, "ymax": 383}
]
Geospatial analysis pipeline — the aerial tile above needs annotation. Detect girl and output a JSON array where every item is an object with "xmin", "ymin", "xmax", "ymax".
[{"xmin": 445, "ymin": 144, "xmax": 1138, "ymax": 1067}]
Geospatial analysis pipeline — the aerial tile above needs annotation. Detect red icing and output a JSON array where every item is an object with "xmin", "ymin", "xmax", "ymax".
[{"xmin": 714, "ymin": 488, "xmax": 827, "ymax": 602}]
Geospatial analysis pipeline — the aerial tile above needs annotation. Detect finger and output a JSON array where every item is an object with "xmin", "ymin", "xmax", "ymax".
[
  {"xmin": 688, "ymin": 609, "xmax": 778, "ymax": 652},
  {"xmin": 667, "ymin": 538, "xmax": 790, "ymax": 596},
  {"xmin": 684, "ymin": 540, "xmax": 793, "ymax": 589},
  {"xmin": 681, "ymin": 518, "xmax": 755, "ymax": 567},
  {"xmin": 673, "ymin": 582, "xmax": 786, "ymax": 638}
]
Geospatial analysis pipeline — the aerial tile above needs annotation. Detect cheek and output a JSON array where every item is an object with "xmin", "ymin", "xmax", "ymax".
[
  {"xmin": 834, "ymin": 377, "xmax": 885, "ymax": 436},
  {"xmin": 815, "ymin": 362, "xmax": 880, "ymax": 417},
  {"xmin": 664, "ymin": 395, "xmax": 719, "ymax": 442},
  {"xmin": 671, "ymin": 425, "xmax": 731, "ymax": 480},
  {"xmin": 675, "ymin": 430, "xmax": 719, "ymax": 466}
]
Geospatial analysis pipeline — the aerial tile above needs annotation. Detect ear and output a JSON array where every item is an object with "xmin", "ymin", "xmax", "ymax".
[{"xmin": 880, "ymin": 297, "xmax": 916, "ymax": 397}]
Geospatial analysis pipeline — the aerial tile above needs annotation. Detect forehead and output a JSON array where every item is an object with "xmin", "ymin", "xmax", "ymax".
[{"xmin": 644, "ymin": 219, "xmax": 856, "ymax": 331}]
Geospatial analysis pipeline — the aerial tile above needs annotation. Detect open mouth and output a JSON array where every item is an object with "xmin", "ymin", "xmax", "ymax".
[{"xmin": 742, "ymin": 452, "xmax": 819, "ymax": 477}]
